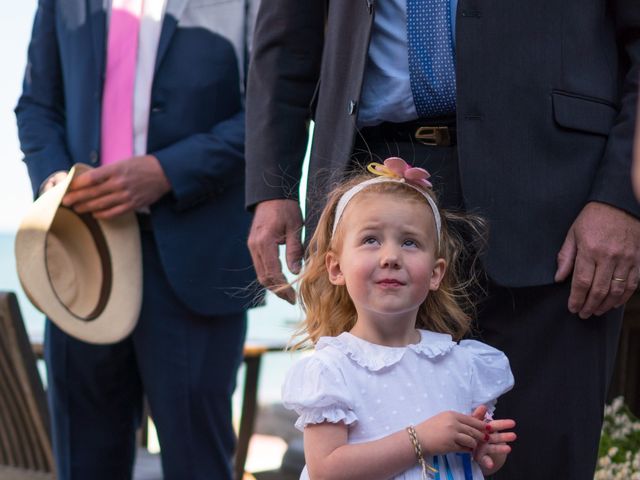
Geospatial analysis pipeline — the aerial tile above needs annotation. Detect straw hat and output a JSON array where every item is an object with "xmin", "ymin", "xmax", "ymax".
[{"xmin": 15, "ymin": 164, "xmax": 142, "ymax": 344}]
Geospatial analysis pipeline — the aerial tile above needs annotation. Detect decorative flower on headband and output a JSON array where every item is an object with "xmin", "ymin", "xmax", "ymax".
[
  {"xmin": 367, "ymin": 157, "xmax": 433, "ymax": 189},
  {"xmin": 331, "ymin": 157, "xmax": 442, "ymax": 241}
]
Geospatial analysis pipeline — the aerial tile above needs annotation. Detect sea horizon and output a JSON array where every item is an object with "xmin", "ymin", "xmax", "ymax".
[{"xmin": 1, "ymin": 229, "xmax": 304, "ymax": 406}]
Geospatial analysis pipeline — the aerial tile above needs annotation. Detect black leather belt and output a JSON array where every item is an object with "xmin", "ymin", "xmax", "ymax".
[{"xmin": 360, "ymin": 118, "xmax": 457, "ymax": 146}]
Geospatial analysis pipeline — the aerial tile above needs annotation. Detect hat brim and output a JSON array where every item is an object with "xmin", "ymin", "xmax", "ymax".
[{"xmin": 15, "ymin": 164, "xmax": 142, "ymax": 344}]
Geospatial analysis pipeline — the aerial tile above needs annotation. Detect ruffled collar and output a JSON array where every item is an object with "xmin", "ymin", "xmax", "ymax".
[{"xmin": 316, "ymin": 330, "xmax": 456, "ymax": 372}]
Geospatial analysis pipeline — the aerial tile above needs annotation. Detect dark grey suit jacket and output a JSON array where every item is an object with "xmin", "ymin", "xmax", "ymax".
[{"xmin": 245, "ymin": 0, "xmax": 640, "ymax": 287}]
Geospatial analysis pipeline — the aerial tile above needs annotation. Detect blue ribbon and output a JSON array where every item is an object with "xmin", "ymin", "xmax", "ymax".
[
  {"xmin": 456, "ymin": 452, "xmax": 474, "ymax": 480},
  {"xmin": 442, "ymin": 455, "xmax": 455, "ymax": 480},
  {"xmin": 433, "ymin": 453, "xmax": 474, "ymax": 480}
]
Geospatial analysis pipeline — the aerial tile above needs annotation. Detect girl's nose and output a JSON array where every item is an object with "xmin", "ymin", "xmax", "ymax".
[{"xmin": 380, "ymin": 247, "xmax": 401, "ymax": 268}]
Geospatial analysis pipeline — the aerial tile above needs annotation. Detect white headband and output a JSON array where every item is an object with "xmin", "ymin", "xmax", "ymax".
[{"xmin": 331, "ymin": 177, "xmax": 442, "ymax": 242}]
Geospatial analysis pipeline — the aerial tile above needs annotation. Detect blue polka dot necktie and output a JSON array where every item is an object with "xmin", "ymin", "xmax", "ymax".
[{"xmin": 407, "ymin": 0, "xmax": 457, "ymax": 117}]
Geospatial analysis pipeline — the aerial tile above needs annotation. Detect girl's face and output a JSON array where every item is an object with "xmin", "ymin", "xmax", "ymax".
[{"xmin": 326, "ymin": 192, "xmax": 446, "ymax": 334}]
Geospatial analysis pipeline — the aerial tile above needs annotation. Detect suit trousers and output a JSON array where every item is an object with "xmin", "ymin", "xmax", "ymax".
[
  {"xmin": 353, "ymin": 129, "xmax": 623, "ymax": 479},
  {"xmin": 45, "ymin": 228, "xmax": 247, "ymax": 480}
]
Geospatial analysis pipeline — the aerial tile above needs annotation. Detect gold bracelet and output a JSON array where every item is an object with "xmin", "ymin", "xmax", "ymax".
[{"xmin": 406, "ymin": 425, "xmax": 438, "ymax": 479}]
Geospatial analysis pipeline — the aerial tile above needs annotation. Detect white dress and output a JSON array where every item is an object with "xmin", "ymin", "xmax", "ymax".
[{"xmin": 282, "ymin": 330, "xmax": 515, "ymax": 480}]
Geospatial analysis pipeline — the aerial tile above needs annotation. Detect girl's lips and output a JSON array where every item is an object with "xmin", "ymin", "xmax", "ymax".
[{"xmin": 376, "ymin": 279, "xmax": 405, "ymax": 286}]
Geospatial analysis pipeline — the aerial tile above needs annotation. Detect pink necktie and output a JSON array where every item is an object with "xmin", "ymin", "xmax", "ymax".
[{"xmin": 100, "ymin": 0, "xmax": 143, "ymax": 165}]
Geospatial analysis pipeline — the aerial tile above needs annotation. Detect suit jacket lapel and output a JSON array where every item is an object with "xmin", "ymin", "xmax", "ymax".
[
  {"xmin": 155, "ymin": 0, "xmax": 189, "ymax": 72},
  {"xmin": 87, "ymin": 0, "xmax": 107, "ymax": 81}
]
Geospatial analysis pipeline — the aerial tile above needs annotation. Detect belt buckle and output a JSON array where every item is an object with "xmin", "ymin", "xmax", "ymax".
[{"xmin": 415, "ymin": 126, "xmax": 451, "ymax": 146}]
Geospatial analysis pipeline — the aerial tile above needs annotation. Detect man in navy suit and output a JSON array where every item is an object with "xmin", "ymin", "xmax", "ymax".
[{"xmin": 16, "ymin": 0, "xmax": 258, "ymax": 478}]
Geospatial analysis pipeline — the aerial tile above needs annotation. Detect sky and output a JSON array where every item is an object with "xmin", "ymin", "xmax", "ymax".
[{"xmin": 1, "ymin": 1, "xmax": 38, "ymax": 233}]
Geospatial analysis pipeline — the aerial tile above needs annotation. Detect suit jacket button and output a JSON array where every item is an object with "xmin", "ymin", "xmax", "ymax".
[{"xmin": 89, "ymin": 151, "xmax": 99, "ymax": 165}]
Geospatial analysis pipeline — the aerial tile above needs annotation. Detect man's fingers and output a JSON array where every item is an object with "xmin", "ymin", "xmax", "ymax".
[
  {"xmin": 619, "ymin": 267, "xmax": 640, "ymax": 307},
  {"xmin": 283, "ymin": 203, "xmax": 304, "ymax": 274},
  {"xmin": 63, "ymin": 176, "xmax": 117, "ymax": 207},
  {"xmin": 555, "ymin": 232, "xmax": 577, "ymax": 282},
  {"xmin": 70, "ymin": 191, "xmax": 129, "ymax": 214},
  {"xmin": 251, "ymin": 249, "xmax": 296, "ymax": 303},
  {"xmin": 285, "ymin": 230, "xmax": 304, "ymax": 275},
  {"xmin": 247, "ymin": 199, "xmax": 303, "ymax": 304},
  {"xmin": 593, "ymin": 265, "xmax": 633, "ymax": 315},
  {"xmin": 577, "ymin": 261, "xmax": 614, "ymax": 319},
  {"xmin": 92, "ymin": 203, "xmax": 134, "ymax": 219},
  {"xmin": 568, "ymin": 254, "xmax": 595, "ymax": 314},
  {"xmin": 68, "ymin": 167, "xmax": 110, "ymax": 190},
  {"xmin": 247, "ymin": 226, "xmax": 297, "ymax": 303},
  {"xmin": 251, "ymin": 238, "xmax": 283, "ymax": 286},
  {"xmin": 262, "ymin": 252, "xmax": 296, "ymax": 304},
  {"xmin": 248, "ymin": 203, "xmax": 286, "ymax": 285},
  {"xmin": 562, "ymin": 203, "xmax": 640, "ymax": 317}
]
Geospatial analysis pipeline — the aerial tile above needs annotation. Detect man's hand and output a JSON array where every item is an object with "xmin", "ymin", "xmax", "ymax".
[
  {"xmin": 555, "ymin": 202, "xmax": 640, "ymax": 319},
  {"xmin": 62, "ymin": 155, "xmax": 171, "ymax": 218},
  {"xmin": 247, "ymin": 199, "xmax": 304, "ymax": 304}
]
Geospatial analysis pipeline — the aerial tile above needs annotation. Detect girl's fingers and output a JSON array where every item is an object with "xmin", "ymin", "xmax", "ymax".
[
  {"xmin": 471, "ymin": 405, "xmax": 488, "ymax": 421},
  {"xmin": 480, "ymin": 443, "xmax": 512, "ymax": 455},
  {"xmin": 487, "ymin": 419, "xmax": 516, "ymax": 432},
  {"xmin": 488, "ymin": 432, "xmax": 517, "ymax": 444},
  {"xmin": 454, "ymin": 433, "xmax": 477, "ymax": 450},
  {"xmin": 459, "ymin": 414, "xmax": 488, "ymax": 431},
  {"xmin": 478, "ymin": 454, "xmax": 494, "ymax": 470},
  {"xmin": 462, "ymin": 425, "xmax": 488, "ymax": 443}
]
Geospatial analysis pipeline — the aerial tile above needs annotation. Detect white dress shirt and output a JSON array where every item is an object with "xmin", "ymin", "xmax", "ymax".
[{"xmin": 131, "ymin": 0, "xmax": 167, "ymax": 156}]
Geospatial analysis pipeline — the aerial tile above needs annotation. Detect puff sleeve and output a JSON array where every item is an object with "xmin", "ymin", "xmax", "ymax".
[
  {"xmin": 282, "ymin": 355, "xmax": 358, "ymax": 431},
  {"xmin": 459, "ymin": 340, "xmax": 515, "ymax": 415}
]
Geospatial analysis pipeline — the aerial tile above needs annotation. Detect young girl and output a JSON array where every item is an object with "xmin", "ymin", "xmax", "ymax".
[{"xmin": 282, "ymin": 157, "xmax": 516, "ymax": 479}]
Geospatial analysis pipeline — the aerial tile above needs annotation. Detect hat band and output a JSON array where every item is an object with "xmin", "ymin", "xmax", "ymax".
[{"xmin": 46, "ymin": 209, "xmax": 113, "ymax": 322}]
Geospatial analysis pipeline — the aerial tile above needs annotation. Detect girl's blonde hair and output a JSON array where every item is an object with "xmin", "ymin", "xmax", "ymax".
[{"xmin": 291, "ymin": 171, "xmax": 486, "ymax": 349}]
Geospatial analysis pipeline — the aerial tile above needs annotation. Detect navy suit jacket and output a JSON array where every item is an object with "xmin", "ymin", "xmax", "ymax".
[{"xmin": 16, "ymin": 0, "xmax": 259, "ymax": 315}]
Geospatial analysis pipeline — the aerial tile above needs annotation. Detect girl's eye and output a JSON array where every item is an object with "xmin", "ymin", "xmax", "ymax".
[
  {"xmin": 363, "ymin": 237, "xmax": 379, "ymax": 245},
  {"xmin": 403, "ymin": 239, "xmax": 418, "ymax": 248}
]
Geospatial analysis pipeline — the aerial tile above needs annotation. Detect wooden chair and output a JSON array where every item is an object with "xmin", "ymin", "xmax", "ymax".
[
  {"xmin": 1, "ymin": 290, "xmax": 285, "ymax": 480},
  {"xmin": 0, "ymin": 292, "xmax": 54, "ymax": 479},
  {"xmin": 234, "ymin": 342, "xmax": 286, "ymax": 480}
]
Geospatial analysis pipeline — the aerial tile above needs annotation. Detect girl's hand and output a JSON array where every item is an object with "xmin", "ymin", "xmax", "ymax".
[
  {"xmin": 415, "ymin": 410, "xmax": 488, "ymax": 456},
  {"xmin": 470, "ymin": 405, "xmax": 517, "ymax": 475}
]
